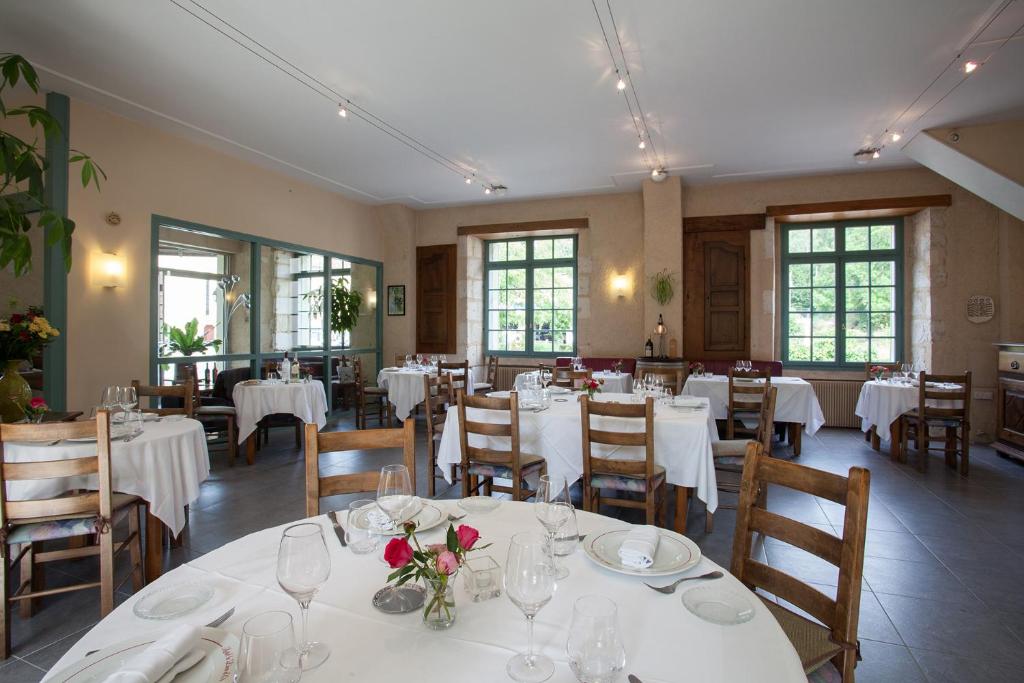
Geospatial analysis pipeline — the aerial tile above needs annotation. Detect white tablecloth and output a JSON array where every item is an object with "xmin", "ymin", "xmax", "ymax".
[
  {"xmin": 232, "ymin": 381, "xmax": 329, "ymax": 443},
  {"xmin": 3, "ymin": 419, "xmax": 209, "ymax": 535},
  {"xmin": 515, "ymin": 371, "xmax": 633, "ymax": 394},
  {"xmin": 854, "ymin": 380, "xmax": 960, "ymax": 441},
  {"xmin": 681, "ymin": 375, "xmax": 826, "ymax": 435},
  {"xmin": 378, "ymin": 367, "xmax": 475, "ymax": 421},
  {"xmin": 436, "ymin": 393, "xmax": 720, "ymax": 511},
  {"xmin": 46, "ymin": 501, "xmax": 803, "ymax": 683}
]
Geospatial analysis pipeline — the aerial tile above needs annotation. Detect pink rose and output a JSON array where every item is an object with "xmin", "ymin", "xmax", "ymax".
[
  {"xmin": 29, "ymin": 397, "xmax": 48, "ymax": 410},
  {"xmin": 456, "ymin": 524, "xmax": 480, "ymax": 550},
  {"xmin": 435, "ymin": 550, "xmax": 459, "ymax": 575},
  {"xmin": 383, "ymin": 537, "xmax": 413, "ymax": 568}
]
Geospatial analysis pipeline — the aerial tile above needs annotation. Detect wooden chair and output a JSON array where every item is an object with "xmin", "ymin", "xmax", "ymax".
[
  {"xmin": 706, "ymin": 386, "xmax": 778, "ymax": 533},
  {"xmin": 580, "ymin": 396, "xmax": 666, "ymax": 526},
  {"xmin": 131, "ymin": 379, "xmax": 194, "ymax": 417},
  {"xmin": 553, "ymin": 367, "xmax": 592, "ymax": 389},
  {"xmin": 424, "ymin": 373, "xmax": 456, "ymax": 496},
  {"xmin": 304, "ymin": 419, "xmax": 416, "ymax": 517},
  {"xmin": 642, "ymin": 369, "xmax": 685, "ymax": 396},
  {"xmin": 0, "ymin": 411, "xmax": 144, "ymax": 659},
  {"xmin": 439, "ymin": 360, "xmax": 470, "ymax": 396},
  {"xmin": 395, "ymin": 354, "xmax": 408, "ymax": 367},
  {"xmin": 354, "ymin": 358, "xmax": 392, "ymax": 429},
  {"xmin": 457, "ymin": 391, "xmax": 546, "ymax": 501},
  {"xmin": 731, "ymin": 442, "xmax": 869, "ymax": 682},
  {"xmin": 473, "ymin": 355, "xmax": 499, "ymax": 393},
  {"xmin": 727, "ymin": 367, "xmax": 771, "ymax": 439},
  {"xmin": 900, "ymin": 371, "xmax": 972, "ymax": 475}
]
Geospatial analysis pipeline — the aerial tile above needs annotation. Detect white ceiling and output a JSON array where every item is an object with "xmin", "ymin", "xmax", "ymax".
[{"xmin": 2, "ymin": 0, "xmax": 1023, "ymax": 207}]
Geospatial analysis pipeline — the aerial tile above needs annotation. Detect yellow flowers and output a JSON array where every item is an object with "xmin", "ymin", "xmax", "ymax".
[
  {"xmin": 27, "ymin": 316, "xmax": 60, "ymax": 338},
  {"xmin": 0, "ymin": 321, "xmax": 9, "ymax": 332}
]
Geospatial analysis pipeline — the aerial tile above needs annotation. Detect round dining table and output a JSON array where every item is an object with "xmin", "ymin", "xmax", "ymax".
[
  {"xmin": 378, "ymin": 366, "xmax": 475, "ymax": 421},
  {"xmin": 232, "ymin": 380, "xmax": 329, "ymax": 464},
  {"xmin": 46, "ymin": 501, "xmax": 804, "ymax": 683}
]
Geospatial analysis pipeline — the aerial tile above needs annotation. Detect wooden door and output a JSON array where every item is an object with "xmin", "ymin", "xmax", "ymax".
[
  {"xmin": 416, "ymin": 244, "xmax": 457, "ymax": 354},
  {"xmin": 683, "ymin": 231, "xmax": 750, "ymax": 359}
]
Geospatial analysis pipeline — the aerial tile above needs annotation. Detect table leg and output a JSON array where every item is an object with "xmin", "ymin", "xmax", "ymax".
[
  {"xmin": 145, "ymin": 510, "xmax": 164, "ymax": 583},
  {"xmin": 889, "ymin": 421, "xmax": 902, "ymax": 462},
  {"xmin": 245, "ymin": 434, "xmax": 256, "ymax": 466},
  {"xmin": 870, "ymin": 427, "xmax": 881, "ymax": 451},
  {"xmin": 791, "ymin": 424, "xmax": 802, "ymax": 456},
  {"xmin": 674, "ymin": 485, "xmax": 690, "ymax": 534}
]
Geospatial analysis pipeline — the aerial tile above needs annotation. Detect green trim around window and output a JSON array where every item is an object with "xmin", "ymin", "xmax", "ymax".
[
  {"xmin": 42, "ymin": 92, "xmax": 70, "ymax": 411},
  {"xmin": 483, "ymin": 234, "xmax": 578, "ymax": 358},
  {"xmin": 149, "ymin": 215, "xmax": 383, "ymax": 410},
  {"xmin": 780, "ymin": 218, "xmax": 904, "ymax": 369}
]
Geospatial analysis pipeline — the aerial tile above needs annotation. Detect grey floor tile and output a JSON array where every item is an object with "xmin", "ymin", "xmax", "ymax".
[
  {"xmin": 863, "ymin": 529, "xmax": 938, "ymax": 564},
  {"xmin": 0, "ymin": 659, "xmax": 46, "ymax": 683},
  {"xmin": 855, "ymin": 640, "xmax": 927, "ymax": 683},
  {"xmin": 910, "ymin": 648, "xmax": 1022, "ymax": 683},
  {"xmin": 863, "ymin": 556, "xmax": 975, "ymax": 606}
]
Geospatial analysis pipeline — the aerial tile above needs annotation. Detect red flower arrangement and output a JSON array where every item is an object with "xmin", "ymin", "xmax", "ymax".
[
  {"xmin": 579, "ymin": 377, "xmax": 604, "ymax": 398},
  {"xmin": 869, "ymin": 365, "xmax": 888, "ymax": 380}
]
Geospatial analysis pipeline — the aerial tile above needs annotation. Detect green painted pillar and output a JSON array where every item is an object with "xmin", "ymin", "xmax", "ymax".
[{"xmin": 42, "ymin": 92, "xmax": 69, "ymax": 410}]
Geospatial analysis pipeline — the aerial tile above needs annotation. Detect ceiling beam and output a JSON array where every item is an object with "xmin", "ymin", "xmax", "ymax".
[
  {"xmin": 766, "ymin": 195, "xmax": 952, "ymax": 222},
  {"xmin": 456, "ymin": 218, "xmax": 589, "ymax": 236},
  {"xmin": 683, "ymin": 213, "xmax": 766, "ymax": 233}
]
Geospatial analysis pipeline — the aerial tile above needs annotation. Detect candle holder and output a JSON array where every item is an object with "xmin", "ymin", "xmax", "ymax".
[{"xmin": 462, "ymin": 555, "xmax": 502, "ymax": 602}]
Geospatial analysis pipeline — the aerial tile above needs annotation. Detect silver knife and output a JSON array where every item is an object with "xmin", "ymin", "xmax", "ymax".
[{"xmin": 327, "ymin": 510, "xmax": 348, "ymax": 547}]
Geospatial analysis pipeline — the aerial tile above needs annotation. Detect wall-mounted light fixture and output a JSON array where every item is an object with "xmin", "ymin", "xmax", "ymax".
[
  {"xmin": 367, "ymin": 289, "xmax": 378, "ymax": 309},
  {"xmin": 611, "ymin": 274, "xmax": 631, "ymax": 299},
  {"xmin": 92, "ymin": 251, "xmax": 126, "ymax": 288}
]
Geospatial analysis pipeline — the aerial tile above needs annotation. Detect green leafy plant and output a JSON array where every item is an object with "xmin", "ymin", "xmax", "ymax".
[
  {"xmin": 1, "ymin": 53, "xmax": 105, "ymax": 276},
  {"xmin": 649, "ymin": 269, "xmax": 677, "ymax": 305},
  {"xmin": 306, "ymin": 280, "xmax": 363, "ymax": 333},
  {"xmin": 161, "ymin": 318, "xmax": 221, "ymax": 356}
]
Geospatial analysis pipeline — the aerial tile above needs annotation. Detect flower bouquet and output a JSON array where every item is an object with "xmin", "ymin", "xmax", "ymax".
[
  {"xmin": 384, "ymin": 522, "xmax": 489, "ymax": 629},
  {"xmin": 0, "ymin": 305, "xmax": 60, "ymax": 423},
  {"xmin": 869, "ymin": 365, "xmax": 888, "ymax": 381},
  {"xmin": 579, "ymin": 377, "xmax": 604, "ymax": 399},
  {"xmin": 689, "ymin": 361, "xmax": 705, "ymax": 377},
  {"xmin": 23, "ymin": 397, "xmax": 48, "ymax": 423},
  {"xmin": 611, "ymin": 359, "xmax": 624, "ymax": 374}
]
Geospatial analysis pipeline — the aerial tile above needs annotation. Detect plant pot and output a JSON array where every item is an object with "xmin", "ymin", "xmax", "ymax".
[
  {"xmin": 0, "ymin": 360, "xmax": 32, "ymax": 424},
  {"xmin": 422, "ymin": 575, "xmax": 457, "ymax": 630},
  {"xmin": 174, "ymin": 362, "xmax": 196, "ymax": 383}
]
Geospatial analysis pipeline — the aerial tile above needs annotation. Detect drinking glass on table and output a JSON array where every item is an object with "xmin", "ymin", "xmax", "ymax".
[
  {"xmin": 277, "ymin": 523, "xmax": 331, "ymax": 670},
  {"xmin": 346, "ymin": 499, "xmax": 381, "ymax": 554},
  {"xmin": 374, "ymin": 464, "xmax": 417, "ymax": 599},
  {"xmin": 236, "ymin": 611, "xmax": 301, "ymax": 683},
  {"xmin": 505, "ymin": 532, "xmax": 557, "ymax": 683},
  {"xmin": 566, "ymin": 595, "xmax": 626, "ymax": 683},
  {"xmin": 120, "ymin": 385, "xmax": 138, "ymax": 414},
  {"xmin": 404, "ymin": 354, "xmax": 412, "ymax": 368},
  {"xmin": 535, "ymin": 474, "xmax": 572, "ymax": 580},
  {"xmin": 900, "ymin": 362, "xmax": 912, "ymax": 384}
]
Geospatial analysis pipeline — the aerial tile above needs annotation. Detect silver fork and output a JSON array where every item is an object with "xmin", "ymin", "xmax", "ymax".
[{"xmin": 644, "ymin": 570, "xmax": 723, "ymax": 594}]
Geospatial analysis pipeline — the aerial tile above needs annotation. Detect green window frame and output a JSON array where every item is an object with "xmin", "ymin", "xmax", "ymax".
[
  {"xmin": 780, "ymin": 219, "xmax": 904, "ymax": 369},
  {"xmin": 484, "ymin": 235, "xmax": 578, "ymax": 357}
]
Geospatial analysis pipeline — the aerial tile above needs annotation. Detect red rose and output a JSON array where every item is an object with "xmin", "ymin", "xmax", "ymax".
[
  {"xmin": 29, "ymin": 397, "xmax": 47, "ymax": 409},
  {"xmin": 383, "ymin": 537, "xmax": 413, "ymax": 568},
  {"xmin": 10, "ymin": 314, "xmax": 23, "ymax": 324},
  {"xmin": 455, "ymin": 524, "xmax": 480, "ymax": 550},
  {"xmin": 19, "ymin": 331, "xmax": 30, "ymax": 340}
]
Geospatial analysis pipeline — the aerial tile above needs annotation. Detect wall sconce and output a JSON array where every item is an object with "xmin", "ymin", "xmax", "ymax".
[
  {"xmin": 611, "ymin": 274, "xmax": 631, "ymax": 299},
  {"xmin": 92, "ymin": 251, "xmax": 126, "ymax": 288},
  {"xmin": 367, "ymin": 290, "xmax": 378, "ymax": 309}
]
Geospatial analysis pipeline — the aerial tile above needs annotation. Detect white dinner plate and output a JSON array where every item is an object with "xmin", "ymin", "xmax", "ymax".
[
  {"xmin": 47, "ymin": 627, "xmax": 238, "ymax": 683},
  {"xmin": 458, "ymin": 496, "xmax": 501, "ymax": 515},
  {"xmin": 583, "ymin": 527, "xmax": 701, "ymax": 577},
  {"xmin": 132, "ymin": 580, "xmax": 214, "ymax": 620},
  {"xmin": 682, "ymin": 585, "xmax": 756, "ymax": 625},
  {"xmin": 66, "ymin": 425, "xmax": 134, "ymax": 443},
  {"xmin": 349, "ymin": 499, "xmax": 446, "ymax": 535}
]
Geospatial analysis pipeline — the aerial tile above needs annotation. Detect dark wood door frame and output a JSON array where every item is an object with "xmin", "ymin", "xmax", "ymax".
[
  {"xmin": 683, "ymin": 230, "xmax": 751, "ymax": 360},
  {"xmin": 416, "ymin": 244, "xmax": 457, "ymax": 354}
]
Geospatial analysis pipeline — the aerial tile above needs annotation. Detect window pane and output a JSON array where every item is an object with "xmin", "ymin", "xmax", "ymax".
[
  {"xmin": 788, "ymin": 229, "xmax": 810, "ymax": 253},
  {"xmin": 871, "ymin": 225, "xmax": 894, "ymax": 250},
  {"xmin": 812, "ymin": 313, "xmax": 835, "ymax": 336},
  {"xmin": 553, "ymin": 288, "xmax": 573, "ymax": 309},
  {"xmin": 870, "ymin": 261, "xmax": 893, "ymax": 286},
  {"xmin": 489, "ymin": 242, "xmax": 507, "ymax": 262},
  {"xmin": 812, "ymin": 228, "xmax": 835, "ymax": 252},
  {"xmin": 553, "ymin": 267, "xmax": 573, "ymax": 288},
  {"xmin": 812, "ymin": 288, "xmax": 836, "ymax": 311},
  {"xmin": 812, "ymin": 263, "xmax": 835, "ymax": 286},
  {"xmin": 789, "ymin": 313, "xmax": 810, "ymax": 337},
  {"xmin": 533, "ymin": 310, "xmax": 552, "ymax": 329},
  {"xmin": 506, "ymin": 310, "xmax": 525, "ymax": 330},
  {"xmin": 488, "ymin": 270, "xmax": 505, "ymax": 288},
  {"xmin": 846, "ymin": 312, "xmax": 869, "ymax": 337},
  {"xmin": 506, "ymin": 269, "xmax": 526, "ymax": 289},
  {"xmin": 790, "ymin": 289, "xmax": 811, "ymax": 311},
  {"xmin": 488, "ymin": 311, "xmax": 502, "ymax": 329},
  {"xmin": 534, "ymin": 267, "xmax": 552, "ymax": 288},
  {"xmin": 812, "ymin": 338, "xmax": 836, "ymax": 362},
  {"xmin": 554, "ymin": 331, "xmax": 574, "ymax": 352},
  {"xmin": 553, "ymin": 238, "xmax": 574, "ymax": 259},
  {"xmin": 533, "ymin": 288, "xmax": 552, "ymax": 308},
  {"xmin": 845, "ymin": 226, "xmax": 870, "ymax": 251},
  {"xmin": 533, "ymin": 334, "xmax": 553, "ymax": 353},
  {"xmin": 789, "ymin": 337, "xmax": 811, "ymax": 361},
  {"xmin": 845, "ymin": 262, "xmax": 869, "ymax": 286},
  {"xmin": 489, "ymin": 331, "xmax": 506, "ymax": 350},
  {"xmin": 553, "ymin": 310, "xmax": 574, "ymax": 330},
  {"xmin": 789, "ymin": 264, "xmax": 811, "ymax": 287},
  {"xmin": 845, "ymin": 287, "xmax": 869, "ymax": 311},
  {"xmin": 533, "ymin": 239, "xmax": 553, "ymax": 260},
  {"xmin": 508, "ymin": 289, "xmax": 526, "ymax": 308},
  {"xmin": 845, "ymin": 338, "xmax": 869, "ymax": 362},
  {"xmin": 871, "ymin": 312, "xmax": 894, "ymax": 336},
  {"xmin": 870, "ymin": 338, "xmax": 894, "ymax": 362},
  {"xmin": 507, "ymin": 241, "xmax": 527, "ymax": 261},
  {"xmin": 489, "ymin": 289, "xmax": 506, "ymax": 310},
  {"xmin": 508, "ymin": 330, "xmax": 525, "ymax": 350},
  {"xmin": 870, "ymin": 287, "xmax": 893, "ymax": 311}
]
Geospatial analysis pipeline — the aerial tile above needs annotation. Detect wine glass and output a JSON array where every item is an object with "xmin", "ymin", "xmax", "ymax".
[
  {"xmin": 120, "ymin": 385, "xmax": 138, "ymax": 415},
  {"xmin": 566, "ymin": 595, "xmax": 626, "ymax": 683},
  {"xmin": 505, "ymin": 532, "xmax": 557, "ymax": 683},
  {"xmin": 100, "ymin": 386, "xmax": 118, "ymax": 411},
  {"xmin": 404, "ymin": 354, "xmax": 412, "ymax": 368},
  {"xmin": 900, "ymin": 362, "xmax": 912, "ymax": 384},
  {"xmin": 535, "ymin": 474, "xmax": 572, "ymax": 580},
  {"xmin": 376, "ymin": 464, "xmax": 415, "ymax": 526},
  {"xmin": 276, "ymin": 523, "xmax": 331, "ymax": 670}
]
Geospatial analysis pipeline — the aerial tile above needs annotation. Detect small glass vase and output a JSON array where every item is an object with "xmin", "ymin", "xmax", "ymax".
[{"xmin": 422, "ymin": 575, "xmax": 457, "ymax": 630}]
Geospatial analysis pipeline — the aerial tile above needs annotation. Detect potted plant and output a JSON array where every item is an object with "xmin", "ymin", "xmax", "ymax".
[
  {"xmin": 649, "ymin": 269, "xmax": 677, "ymax": 306},
  {"xmin": 161, "ymin": 318, "xmax": 221, "ymax": 381},
  {"xmin": 305, "ymin": 280, "xmax": 363, "ymax": 337},
  {"xmin": 0, "ymin": 304, "xmax": 60, "ymax": 423}
]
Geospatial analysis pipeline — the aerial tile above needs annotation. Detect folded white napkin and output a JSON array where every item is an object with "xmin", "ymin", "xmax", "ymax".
[
  {"xmin": 104, "ymin": 625, "xmax": 201, "ymax": 683},
  {"xmin": 366, "ymin": 508, "xmax": 395, "ymax": 531},
  {"xmin": 673, "ymin": 397, "xmax": 702, "ymax": 408},
  {"xmin": 618, "ymin": 525, "xmax": 660, "ymax": 569}
]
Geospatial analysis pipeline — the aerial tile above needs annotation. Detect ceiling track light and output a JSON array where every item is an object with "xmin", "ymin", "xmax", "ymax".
[
  {"xmin": 616, "ymin": 77, "xmax": 626, "ymax": 91},
  {"xmin": 464, "ymin": 177, "xmax": 472, "ymax": 184},
  {"xmin": 890, "ymin": 131, "xmax": 902, "ymax": 142},
  {"xmin": 484, "ymin": 184, "xmax": 508, "ymax": 197},
  {"xmin": 638, "ymin": 139, "xmax": 646, "ymax": 150},
  {"xmin": 650, "ymin": 168, "xmax": 667, "ymax": 182},
  {"xmin": 337, "ymin": 104, "xmax": 347, "ymax": 118},
  {"xmin": 853, "ymin": 148, "xmax": 881, "ymax": 165},
  {"xmin": 963, "ymin": 60, "xmax": 979, "ymax": 74}
]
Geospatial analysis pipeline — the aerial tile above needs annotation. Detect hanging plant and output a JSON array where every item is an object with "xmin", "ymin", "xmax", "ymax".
[
  {"xmin": 649, "ymin": 269, "xmax": 677, "ymax": 305},
  {"xmin": 306, "ymin": 280, "xmax": 364, "ymax": 333}
]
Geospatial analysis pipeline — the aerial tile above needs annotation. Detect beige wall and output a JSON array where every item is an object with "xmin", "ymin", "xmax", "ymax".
[
  {"xmin": 928, "ymin": 121, "xmax": 1024, "ymax": 188},
  {"xmin": 64, "ymin": 99, "xmax": 399, "ymax": 409}
]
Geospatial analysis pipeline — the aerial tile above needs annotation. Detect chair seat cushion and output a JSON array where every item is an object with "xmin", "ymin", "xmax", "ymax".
[
  {"xmin": 759, "ymin": 597, "xmax": 846, "ymax": 675},
  {"xmin": 468, "ymin": 453, "xmax": 545, "ymax": 480},
  {"xmin": 473, "ymin": 382, "xmax": 494, "ymax": 392},
  {"xmin": 5, "ymin": 494, "xmax": 140, "ymax": 544},
  {"xmin": 197, "ymin": 405, "xmax": 236, "ymax": 416},
  {"xmin": 806, "ymin": 662, "xmax": 842, "ymax": 683},
  {"xmin": 591, "ymin": 465, "xmax": 666, "ymax": 493},
  {"xmin": 364, "ymin": 386, "xmax": 388, "ymax": 395},
  {"xmin": 902, "ymin": 411, "xmax": 964, "ymax": 428}
]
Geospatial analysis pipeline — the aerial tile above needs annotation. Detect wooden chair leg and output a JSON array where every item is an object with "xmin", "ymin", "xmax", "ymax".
[
  {"xmin": 294, "ymin": 419, "xmax": 302, "ymax": 448},
  {"xmin": 19, "ymin": 543, "xmax": 41, "ymax": 618},
  {"xmin": 726, "ymin": 412, "xmax": 735, "ymax": 440},
  {"xmin": 916, "ymin": 419, "xmax": 928, "ymax": 472},
  {"xmin": 128, "ymin": 506, "xmax": 144, "ymax": 592},
  {"xmin": 944, "ymin": 427, "xmax": 957, "ymax": 468},
  {"xmin": 960, "ymin": 426, "xmax": 970, "ymax": 476},
  {"xmin": 427, "ymin": 443, "xmax": 437, "ymax": 498},
  {"xmin": 99, "ymin": 528, "xmax": 115, "ymax": 616},
  {"xmin": 645, "ymin": 490, "xmax": 656, "ymax": 525},
  {"xmin": 674, "ymin": 485, "xmax": 690, "ymax": 534},
  {"xmin": 227, "ymin": 416, "xmax": 237, "ymax": 466},
  {"xmin": 1, "ymin": 544, "xmax": 10, "ymax": 660},
  {"xmin": 705, "ymin": 505, "xmax": 713, "ymax": 533}
]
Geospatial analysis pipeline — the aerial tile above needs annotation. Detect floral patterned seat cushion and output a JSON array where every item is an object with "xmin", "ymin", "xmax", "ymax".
[
  {"xmin": 467, "ymin": 453, "xmax": 545, "ymax": 481},
  {"xmin": 5, "ymin": 494, "xmax": 139, "ymax": 544},
  {"xmin": 591, "ymin": 465, "xmax": 666, "ymax": 493},
  {"xmin": 806, "ymin": 662, "xmax": 841, "ymax": 682}
]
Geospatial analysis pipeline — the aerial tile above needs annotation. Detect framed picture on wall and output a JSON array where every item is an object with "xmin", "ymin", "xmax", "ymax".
[{"xmin": 387, "ymin": 285, "xmax": 406, "ymax": 316}]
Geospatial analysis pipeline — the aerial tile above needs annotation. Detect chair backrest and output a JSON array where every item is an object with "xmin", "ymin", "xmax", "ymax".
[
  {"xmin": 395, "ymin": 354, "xmax": 408, "ymax": 367},
  {"xmin": 439, "ymin": 360, "xmax": 469, "ymax": 394},
  {"xmin": 580, "ymin": 395, "xmax": 655, "ymax": 481},
  {"xmin": 423, "ymin": 373, "xmax": 453, "ymax": 442},
  {"xmin": 303, "ymin": 419, "xmax": 416, "ymax": 517},
  {"xmin": 755, "ymin": 387, "xmax": 779, "ymax": 452},
  {"xmin": 211, "ymin": 366, "xmax": 251, "ymax": 402},
  {"xmin": 642, "ymin": 369, "xmax": 685, "ymax": 396},
  {"xmin": 457, "ymin": 390, "xmax": 525, "ymax": 473},
  {"xmin": 731, "ymin": 442, "xmax": 870, "ymax": 677},
  {"xmin": 864, "ymin": 362, "xmax": 900, "ymax": 380},
  {"xmin": 0, "ymin": 411, "xmax": 114, "ymax": 527},
  {"xmin": 728, "ymin": 367, "xmax": 771, "ymax": 413},
  {"xmin": 918, "ymin": 371, "xmax": 971, "ymax": 422},
  {"xmin": 485, "ymin": 355, "xmax": 500, "ymax": 386},
  {"xmin": 554, "ymin": 367, "xmax": 592, "ymax": 389},
  {"xmin": 131, "ymin": 379, "xmax": 195, "ymax": 417}
]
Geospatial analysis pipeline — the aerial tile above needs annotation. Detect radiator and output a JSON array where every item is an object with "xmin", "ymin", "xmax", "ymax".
[
  {"xmin": 806, "ymin": 379, "xmax": 864, "ymax": 428},
  {"xmin": 494, "ymin": 364, "xmax": 534, "ymax": 391}
]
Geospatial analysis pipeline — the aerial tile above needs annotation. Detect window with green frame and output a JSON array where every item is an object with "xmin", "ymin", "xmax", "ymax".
[
  {"xmin": 485, "ymin": 235, "xmax": 577, "ymax": 356},
  {"xmin": 781, "ymin": 219, "xmax": 903, "ymax": 367}
]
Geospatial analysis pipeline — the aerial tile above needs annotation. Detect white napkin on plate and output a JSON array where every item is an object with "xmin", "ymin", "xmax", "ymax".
[
  {"xmin": 366, "ymin": 508, "xmax": 395, "ymax": 531},
  {"xmin": 104, "ymin": 625, "xmax": 201, "ymax": 683},
  {"xmin": 618, "ymin": 525, "xmax": 660, "ymax": 569}
]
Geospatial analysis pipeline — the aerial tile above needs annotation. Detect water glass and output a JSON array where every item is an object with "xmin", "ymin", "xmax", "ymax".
[
  {"xmin": 463, "ymin": 555, "xmax": 502, "ymax": 602},
  {"xmin": 566, "ymin": 596, "xmax": 626, "ymax": 683},
  {"xmin": 345, "ymin": 500, "xmax": 380, "ymax": 554},
  {"xmin": 505, "ymin": 532, "xmax": 557, "ymax": 682},
  {"xmin": 553, "ymin": 505, "xmax": 580, "ymax": 556},
  {"xmin": 277, "ymin": 523, "xmax": 331, "ymax": 670},
  {"xmin": 236, "ymin": 611, "xmax": 301, "ymax": 683},
  {"xmin": 535, "ymin": 474, "xmax": 572, "ymax": 580}
]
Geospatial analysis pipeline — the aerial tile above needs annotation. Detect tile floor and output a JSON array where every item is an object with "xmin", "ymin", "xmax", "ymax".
[{"xmin": 4, "ymin": 411, "xmax": 1024, "ymax": 682}]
